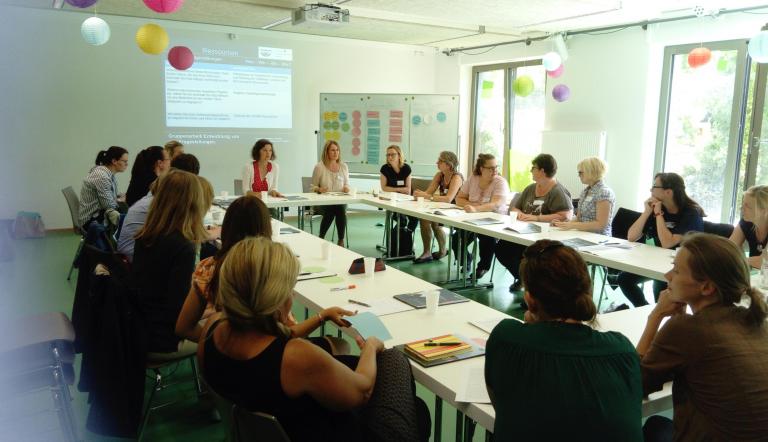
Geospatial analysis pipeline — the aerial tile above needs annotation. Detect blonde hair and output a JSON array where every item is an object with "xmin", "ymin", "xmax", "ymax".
[
  {"xmin": 198, "ymin": 176, "xmax": 214, "ymax": 213},
  {"xmin": 217, "ymin": 237, "xmax": 299, "ymax": 336},
  {"xmin": 745, "ymin": 185, "xmax": 768, "ymax": 223},
  {"xmin": 135, "ymin": 169, "xmax": 209, "ymax": 246},
  {"xmin": 164, "ymin": 140, "xmax": 183, "ymax": 158},
  {"xmin": 578, "ymin": 157, "xmax": 607, "ymax": 182},
  {"xmin": 321, "ymin": 140, "xmax": 341, "ymax": 167},
  {"xmin": 438, "ymin": 151, "xmax": 458, "ymax": 171},
  {"xmin": 386, "ymin": 145, "xmax": 405, "ymax": 168},
  {"xmin": 681, "ymin": 233, "xmax": 767, "ymax": 326}
]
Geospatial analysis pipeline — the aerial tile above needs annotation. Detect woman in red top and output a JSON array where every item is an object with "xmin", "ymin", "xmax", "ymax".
[{"xmin": 241, "ymin": 139, "xmax": 283, "ymax": 197}]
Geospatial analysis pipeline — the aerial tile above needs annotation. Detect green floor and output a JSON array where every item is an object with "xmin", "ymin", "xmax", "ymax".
[{"xmin": 0, "ymin": 211, "xmax": 633, "ymax": 441}]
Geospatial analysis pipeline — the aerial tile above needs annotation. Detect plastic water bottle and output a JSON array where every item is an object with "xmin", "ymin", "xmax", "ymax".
[{"xmin": 761, "ymin": 248, "xmax": 768, "ymax": 289}]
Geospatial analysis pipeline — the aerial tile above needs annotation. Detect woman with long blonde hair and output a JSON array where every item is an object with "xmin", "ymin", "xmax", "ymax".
[
  {"xmin": 132, "ymin": 170, "xmax": 213, "ymax": 353},
  {"xmin": 311, "ymin": 140, "xmax": 350, "ymax": 245},
  {"xmin": 730, "ymin": 185, "xmax": 768, "ymax": 268}
]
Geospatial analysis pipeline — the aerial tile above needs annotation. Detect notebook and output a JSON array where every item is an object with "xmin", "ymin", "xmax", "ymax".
[
  {"xmin": 282, "ymin": 195, "xmax": 308, "ymax": 201},
  {"xmin": 465, "ymin": 217, "xmax": 504, "ymax": 226},
  {"xmin": 431, "ymin": 208, "xmax": 465, "ymax": 217},
  {"xmin": 393, "ymin": 288, "xmax": 469, "ymax": 309},
  {"xmin": 280, "ymin": 227, "xmax": 301, "ymax": 235},
  {"xmin": 504, "ymin": 223, "xmax": 541, "ymax": 234},
  {"xmin": 560, "ymin": 238, "xmax": 599, "ymax": 249},
  {"xmin": 296, "ymin": 271, "xmax": 337, "ymax": 281},
  {"xmin": 397, "ymin": 334, "xmax": 485, "ymax": 367}
]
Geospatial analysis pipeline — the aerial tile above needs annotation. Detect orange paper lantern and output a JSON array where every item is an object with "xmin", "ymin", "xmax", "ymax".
[{"xmin": 688, "ymin": 47, "xmax": 712, "ymax": 68}]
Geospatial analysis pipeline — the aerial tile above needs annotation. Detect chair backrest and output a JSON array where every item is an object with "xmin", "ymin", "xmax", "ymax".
[
  {"xmin": 411, "ymin": 178, "xmax": 432, "ymax": 195},
  {"xmin": 703, "ymin": 220, "xmax": 735, "ymax": 238},
  {"xmin": 61, "ymin": 186, "xmax": 81, "ymax": 234},
  {"xmin": 611, "ymin": 207, "xmax": 642, "ymax": 240},
  {"xmin": 232, "ymin": 405, "xmax": 291, "ymax": 442},
  {"xmin": 301, "ymin": 176, "xmax": 313, "ymax": 193},
  {"xmin": 234, "ymin": 179, "xmax": 244, "ymax": 196}
]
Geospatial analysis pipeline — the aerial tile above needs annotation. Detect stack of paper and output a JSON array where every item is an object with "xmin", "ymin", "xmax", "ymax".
[{"xmin": 404, "ymin": 334, "xmax": 472, "ymax": 363}]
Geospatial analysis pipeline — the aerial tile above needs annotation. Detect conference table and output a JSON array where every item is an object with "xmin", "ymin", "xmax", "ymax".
[{"xmin": 258, "ymin": 203, "xmax": 675, "ymax": 442}]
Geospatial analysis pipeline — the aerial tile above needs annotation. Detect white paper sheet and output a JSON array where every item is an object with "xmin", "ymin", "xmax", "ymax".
[
  {"xmin": 341, "ymin": 298, "xmax": 415, "ymax": 317},
  {"xmin": 469, "ymin": 316, "xmax": 520, "ymax": 334},
  {"xmin": 455, "ymin": 365, "xmax": 491, "ymax": 404}
]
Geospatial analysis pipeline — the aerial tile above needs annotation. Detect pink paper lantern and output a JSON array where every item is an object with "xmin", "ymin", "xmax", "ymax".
[
  {"xmin": 168, "ymin": 46, "xmax": 194, "ymax": 70},
  {"xmin": 546, "ymin": 64, "xmax": 564, "ymax": 78},
  {"xmin": 66, "ymin": 0, "xmax": 98, "ymax": 7},
  {"xmin": 552, "ymin": 84, "xmax": 571, "ymax": 102},
  {"xmin": 143, "ymin": 0, "xmax": 184, "ymax": 13},
  {"xmin": 688, "ymin": 47, "xmax": 712, "ymax": 68}
]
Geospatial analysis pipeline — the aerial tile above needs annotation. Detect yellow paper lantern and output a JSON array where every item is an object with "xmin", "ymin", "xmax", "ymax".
[
  {"xmin": 136, "ymin": 23, "xmax": 169, "ymax": 55},
  {"xmin": 512, "ymin": 76, "xmax": 534, "ymax": 97}
]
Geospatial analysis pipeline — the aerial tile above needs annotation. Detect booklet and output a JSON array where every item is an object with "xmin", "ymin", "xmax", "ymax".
[
  {"xmin": 504, "ymin": 223, "xmax": 541, "ymax": 234},
  {"xmin": 396, "ymin": 334, "xmax": 485, "ymax": 367},
  {"xmin": 465, "ymin": 217, "xmax": 504, "ymax": 226},
  {"xmin": 560, "ymin": 238, "xmax": 599, "ymax": 249},
  {"xmin": 431, "ymin": 208, "xmax": 465, "ymax": 217},
  {"xmin": 393, "ymin": 288, "xmax": 469, "ymax": 309},
  {"xmin": 282, "ymin": 195, "xmax": 308, "ymax": 201}
]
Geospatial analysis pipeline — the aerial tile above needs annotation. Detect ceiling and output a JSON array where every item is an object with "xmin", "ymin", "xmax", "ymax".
[{"xmin": 4, "ymin": 0, "xmax": 768, "ymax": 50}]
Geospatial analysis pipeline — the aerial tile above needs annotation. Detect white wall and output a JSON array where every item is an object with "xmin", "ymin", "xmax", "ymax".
[
  {"xmin": 0, "ymin": 6, "xmax": 446, "ymax": 228},
  {"xmin": 452, "ymin": 12, "xmax": 768, "ymax": 213}
]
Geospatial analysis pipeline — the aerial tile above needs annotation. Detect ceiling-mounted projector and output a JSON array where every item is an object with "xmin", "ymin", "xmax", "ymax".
[{"xmin": 292, "ymin": 3, "xmax": 350, "ymax": 27}]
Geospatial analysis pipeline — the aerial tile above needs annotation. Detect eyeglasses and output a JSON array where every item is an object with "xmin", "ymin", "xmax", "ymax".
[
  {"xmin": 481, "ymin": 165, "xmax": 498, "ymax": 171},
  {"xmin": 530, "ymin": 166, "xmax": 540, "ymax": 172},
  {"xmin": 650, "ymin": 185, "xmax": 667, "ymax": 191},
  {"xmin": 523, "ymin": 241, "xmax": 565, "ymax": 259},
  {"xmin": 386, "ymin": 153, "xmax": 398, "ymax": 157}
]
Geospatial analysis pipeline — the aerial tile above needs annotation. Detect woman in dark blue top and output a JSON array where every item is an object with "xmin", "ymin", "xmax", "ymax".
[
  {"xmin": 729, "ymin": 185, "xmax": 768, "ymax": 268},
  {"xmin": 618, "ymin": 172, "xmax": 705, "ymax": 307}
]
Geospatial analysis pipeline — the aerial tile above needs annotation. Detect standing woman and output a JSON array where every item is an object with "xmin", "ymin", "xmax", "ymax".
[
  {"xmin": 311, "ymin": 140, "xmax": 350, "ymax": 246},
  {"xmin": 132, "ymin": 170, "xmax": 213, "ymax": 354},
  {"xmin": 241, "ymin": 139, "xmax": 283, "ymax": 198},
  {"xmin": 486, "ymin": 240, "xmax": 642, "ymax": 441},
  {"xmin": 413, "ymin": 151, "xmax": 464, "ymax": 263},
  {"xmin": 729, "ymin": 185, "xmax": 768, "ymax": 268},
  {"xmin": 77, "ymin": 146, "xmax": 129, "ymax": 231},
  {"xmin": 453, "ymin": 153, "xmax": 509, "ymax": 279},
  {"xmin": 495, "ymin": 153, "xmax": 573, "ymax": 292},
  {"xmin": 553, "ymin": 156, "xmax": 615, "ymax": 235},
  {"xmin": 618, "ymin": 172, "xmax": 704, "ymax": 307},
  {"xmin": 125, "ymin": 146, "xmax": 170, "ymax": 207},
  {"xmin": 638, "ymin": 233, "xmax": 768, "ymax": 441}
]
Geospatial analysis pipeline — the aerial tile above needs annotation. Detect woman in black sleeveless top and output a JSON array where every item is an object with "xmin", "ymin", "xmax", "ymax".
[
  {"xmin": 413, "ymin": 151, "xmax": 463, "ymax": 263},
  {"xmin": 730, "ymin": 185, "xmax": 768, "ymax": 269}
]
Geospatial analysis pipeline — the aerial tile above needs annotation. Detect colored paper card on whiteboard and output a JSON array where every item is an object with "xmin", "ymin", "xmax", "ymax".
[
  {"xmin": 390, "ymin": 110, "xmax": 403, "ymax": 118},
  {"xmin": 367, "ymin": 111, "xmax": 380, "ymax": 118},
  {"xmin": 389, "ymin": 135, "xmax": 402, "ymax": 142},
  {"xmin": 368, "ymin": 119, "xmax": 380, "ymax": 127}
]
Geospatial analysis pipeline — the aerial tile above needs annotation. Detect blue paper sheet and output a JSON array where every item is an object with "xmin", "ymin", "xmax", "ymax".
[{"xmin": 347, "ymin": 311, "xmax": 392, "ymax": 341}]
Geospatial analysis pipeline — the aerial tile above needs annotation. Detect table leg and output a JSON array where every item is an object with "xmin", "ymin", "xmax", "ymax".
[
  {"xmin": 434, "ymin": 396, "xmax": 442, "ymax": 442},
  {"xmin": 485, "ymin": 429, "xmax": 493, "ymax": 442},
  {"xmin": 455, "ymin": 410, "xmax": 464, "ymax": 442},
  {"xmin": 464, "ymin": 415, "xmax": 476, "ymax": 441}
]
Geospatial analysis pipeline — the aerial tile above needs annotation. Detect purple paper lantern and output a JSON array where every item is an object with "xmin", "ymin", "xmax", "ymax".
[
  {"xmin": 546, "ymin": 64, "xmax": 564, "ymax": 78},
  {"xmin": 143, "ymin": 0, "xmax": 185, "ymax": 13},
  {"xmin": 552, "ymin": 84, "xmax": 571, "ymax": 102},
  {"xmin": 168, "ymin": 46, "xmax": 195, "ymax": 70},
  {"xmin": 66, "ymin": 0, "xmax": 98, "ymax": 7}
]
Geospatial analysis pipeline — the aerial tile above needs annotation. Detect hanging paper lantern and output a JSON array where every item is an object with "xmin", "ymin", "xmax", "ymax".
[
  {"xmin": 546, "ymin": 64, "xmax": 564, "ymax": 78},
  {"xmin": 542, "ymin": 52, "xmax": 562, "ymax": 71},
  {"xmin": 80, "ymin": 17, "xmax": 110, "ymax": 46},
  {"xmin": 143, "ymin": 0, "xmax": 184, "ymax": 13},
  {"xmin": 66, "ymin": 0, "xmax": 98, "ymax": 8},
  {"xmin": 749, "ymin": 31, "xmax": 768, "ymax": 63},
  {"xmin": 512, "ymin": 76, "xmax": 534, "ymax": 97},
  {"xmin": 136, "ymin": 23, "xmax": 169, "ymax": 55},
  {"xmin": 168, "ymin": 46, "xmax": 194, "ymax": 70},
  {"xmin": 687, "ymin": 47, "xmax": 712, "ymax": 68},
  {"xmin": 552, "ymin": 84, "xmax": 571, "ymax": 102}
]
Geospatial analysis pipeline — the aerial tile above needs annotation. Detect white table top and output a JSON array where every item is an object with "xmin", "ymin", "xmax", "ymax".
[{"xmin": 272, "ymin": 218, "xmax": 673, "ymax": 431}]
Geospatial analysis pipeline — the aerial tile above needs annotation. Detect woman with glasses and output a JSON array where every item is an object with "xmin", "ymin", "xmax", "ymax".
[
  {"xmin": 638, "ymin": 233, "xmax": 768, "ymax": 441},
  {"xmin": 729, "ymin": 185, "xmax": 768, "ymax": 268},
  {"xmin": 486, "ymin": 240, "xmax": 642, "ymax": 441},
  {"xmin": 77, "ymin": 146, "xmax": 130, "ymax": 232},
  {"xmin": 413, "ymin": 151, "xmax": 464, "ymax": 263},
  {"xmin": 125, "ymin": 146, "xmax": 170, "ymax": 207},
  {"xmin": 495, "ymin": 154, "xmax": 573, "ymax": 293},
  {"xmin": 380, "ymin": 145, "xmax": 418, "ymax": 255},
  {"xmin": 618, "ymin": 172, "xmax": 704, "ymax": 307},
  {"xmin": 453, "ymin": 153, "xmax": 509, "ymax": 279},
  {"xmin": 553, "ymin": 157, "xmax": 615, "ymax": 235}
]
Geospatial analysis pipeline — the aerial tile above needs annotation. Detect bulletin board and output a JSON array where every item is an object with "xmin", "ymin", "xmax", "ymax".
[{"xmin": 319, "ymin": 94, "xmax": 459, "ymax": 176}]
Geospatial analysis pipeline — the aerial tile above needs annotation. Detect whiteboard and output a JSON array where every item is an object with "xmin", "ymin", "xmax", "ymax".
[{"xmin": 319, "ymin": 94, "xmax": 459, "ymax": 176}]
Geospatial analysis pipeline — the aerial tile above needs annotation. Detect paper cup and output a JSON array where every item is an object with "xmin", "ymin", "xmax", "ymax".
[
  {"xmin": 425, "ymin": 289, "xmax": 440, "ymax": 315},
  {"xmin": 372, "ymin": 189, "xmax": 379, "ymax": 197},
  {"xmin": 212, "ymin": 211, "xmax": 223, "ymax": 224},
  {"xmin": 260, "ymin": 191, "xmax": 267, "ymax": 200},
  {"xmin": 349, "ymin": 188, "xmax": 357, "ymax": 198},
  {"xmin": 539, "ymin": 223, "xmax": 550, "ymax": 233},
  {"xmin": 364, "ymin": 257, "xmax": 376, "ymax": 279},
  {"xmin": 220, "ymin": 190, "xmax": 229, "ymax": 198},
  {"xmin": 321, "ymin": 242, "xmax": 331, "ymax": 261},
  {"xmin": 417, "ymin": 197, "xmax": 425, "ymax": 208},
  {"xmin": 508, "ymin": 211, "xmax": 518, "ymax": 222}
]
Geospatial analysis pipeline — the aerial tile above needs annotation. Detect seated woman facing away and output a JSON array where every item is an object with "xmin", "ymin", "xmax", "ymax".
[
  {"xmin": 199, "ymin": 237, "xmax": 430, "ymax": 442},
  {"xmin": 638, "ymin": 233, "xmax": 768, "ymax": 441},
  {"xmin": 485, "ymin": 240, "xmax": 642, "ymax": 441},
  {"xmin": 730, "ymin": 184, "xmax": 768, "ymax": 269},
  {"xmin": 125, "ymin": 145, "xmax": 169, "ymax": 208}
]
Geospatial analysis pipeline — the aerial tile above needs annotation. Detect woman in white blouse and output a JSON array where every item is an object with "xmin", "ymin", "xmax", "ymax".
[
  {"xmin": 311, "ymin": 140, "xmax": 350, "ymax": 246},
  {"xmin": 241, "ymin": 139, "xmax": 283, "ymax": 197}
]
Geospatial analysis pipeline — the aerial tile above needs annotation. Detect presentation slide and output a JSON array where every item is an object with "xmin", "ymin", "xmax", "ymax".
[{"xmin": 164, "ymin": 46, "xmax": 292, "ymax": 129}]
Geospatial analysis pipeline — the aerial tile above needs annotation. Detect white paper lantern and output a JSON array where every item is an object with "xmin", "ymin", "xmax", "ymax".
[
  {"xmin": 81, "ymin": 17, "xmax": 110, "ymax": 46},
  {"xmin": 542, "ymin": 51, "xmax": 562, "ymax": 71},
  {"xmin": 749, "ymin": 30, "xmax": 768, "ymax": 63}
]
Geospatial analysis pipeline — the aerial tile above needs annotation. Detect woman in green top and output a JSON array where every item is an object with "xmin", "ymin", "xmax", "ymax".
[{"xmin": 485, "ymin": 240, "xmax": 643, "ymax": 441}]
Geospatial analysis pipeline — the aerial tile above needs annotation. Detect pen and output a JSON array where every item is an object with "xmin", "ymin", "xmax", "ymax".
[
  {"xmin": 424, "ymin": 342, "xmax": 462, "ymax": 346},
  {"xmin": 299, "ymin": 272, "xmax": 311, "ymax": 276},
  {"xmin": 330, "ymin": 284, "xmax": 357, "ymax": 292},
  {"xmin": 347, "ymin": 298, "xmax": 370, "ymax": 307}
]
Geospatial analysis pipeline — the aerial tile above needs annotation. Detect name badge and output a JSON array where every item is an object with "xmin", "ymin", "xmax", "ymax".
[
  {"xmin": 665, "ymin": 221, "xmax": 676, "ymax": 229},
  {"xmin": 584, "ymin": 196, "xmax": 593, "ymax": 203},
  {"xmin": 397, "ymin": 180, "xmax": 405, "ymax": 186},
  {"xmin": 533, "ymin": 200, "xmax": 544, "ymax": 206}
]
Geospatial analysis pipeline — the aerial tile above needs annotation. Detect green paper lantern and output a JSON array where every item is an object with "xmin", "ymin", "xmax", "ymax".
[{"xmin": 512, "ymin": 76, "xmax": 534, "ymax": 97}]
